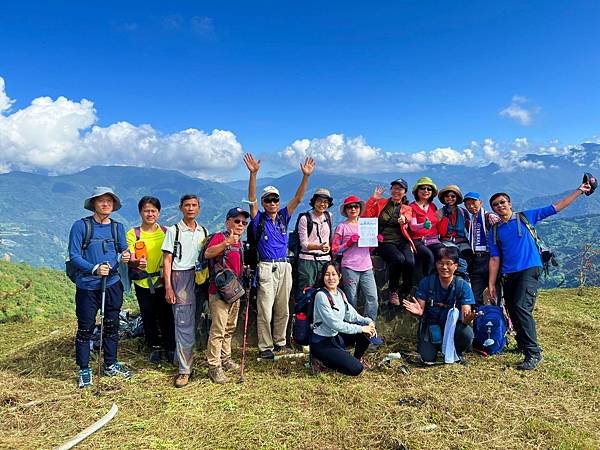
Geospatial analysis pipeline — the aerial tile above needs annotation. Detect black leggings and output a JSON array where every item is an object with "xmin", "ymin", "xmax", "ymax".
[
  {"xmin": 135, "ymin": 285, "xmax": 176, "ymax": 351},
  {"xmin": 310, "ymin": 333, "xmax": 370, "ymax": 376},
  {"xmin": 414, "ymin": 242, "xmax": 444, "ymax": 278},
  {"xmin": 378, "ymin": 241, "xmax": 415, "ymax": 295}
]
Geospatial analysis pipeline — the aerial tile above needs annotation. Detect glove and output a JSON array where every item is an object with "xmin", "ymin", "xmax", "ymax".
[
  {"xmin": 424, "ymin": 219, "xmax": 432, "ymax": 229},
  {"xmin": 377, "ymin": 234, "xmax": 384, "ymax": 242},
  {"xmin": 583, "ymin": 172, "xmax": 597, "ymax": 196},
  {"xmin": 347, "ymin": 234, "xmax": 360, "ymax": 246}
]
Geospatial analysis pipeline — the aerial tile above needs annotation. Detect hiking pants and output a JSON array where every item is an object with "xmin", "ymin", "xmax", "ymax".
[
  {"xmin": 417, "ymin": 321, "xmax": 473, "ymax": 363},
  {"xmin": 75, "ymin": 281, "xmax": 124, "ymax": 369},
  {"xmin": 377, "ymin": 241, "xmax": 415, "ymax": 295},
  {"xmin": 256, "ymin": 261, "xmax": 292, "ymax": 352},
  {"xmin": 503, "ymin": 267, "xmax": 541, "ymax": 358},
  {"xmin": 171, "ymin": 269, "xmax": 196, "ymax": 375},
  {"xmin": 341, "ymin": 267, "xmax": 379, "ymax": 322},
  {"xmin": 297, "ymin": 258, "xmax": 328, "ymax": 295},
  {"xmin": 310, "ymin": 333, "xmax": 369, "ymax": 376},
  {"xmin": 135, "ymin": 285, "xmax": 175, "ymax": 352},
  {"xmin": 414, "ymin": 242, "xmax": 444, "ymax": 278},
  {"xmin": 207, "ymin": 293, "xmax": 240, "ymax": 367}
]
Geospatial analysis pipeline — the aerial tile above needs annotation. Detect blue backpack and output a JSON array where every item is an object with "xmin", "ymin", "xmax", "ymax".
[
  {"xmin": 292, "ymin": 287, "xmax": 342, "ymax": 346},
  {"xmin": 473, "ymin": 304, "xmax": 507, "ymax": 355}
]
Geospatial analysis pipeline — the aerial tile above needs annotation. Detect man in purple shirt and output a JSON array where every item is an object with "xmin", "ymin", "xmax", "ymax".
[
  {"xmin": 244, "ymin": 153, "xmax": 314, "ymax": 359},
  {"xmin": 488, "ymin": 179, "xmax": 592, "ymax": 370}
]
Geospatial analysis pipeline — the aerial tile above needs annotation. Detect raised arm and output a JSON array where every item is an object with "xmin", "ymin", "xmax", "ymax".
[
  {"xmin": 244, "ymin": 153, "xmax": 260, "ymax": 218},
  {"xmin": 286, "ymin": 157, "xmax": 315, "ymax": 215},
  {"xmin": 554, "ymin": 181, "xmax": 591, "ymax": 212}
]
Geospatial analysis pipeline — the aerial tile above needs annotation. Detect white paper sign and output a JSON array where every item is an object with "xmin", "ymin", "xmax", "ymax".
[{"xmin": 358, "ymin": 218, "xmax": 378, "ymax": 247}]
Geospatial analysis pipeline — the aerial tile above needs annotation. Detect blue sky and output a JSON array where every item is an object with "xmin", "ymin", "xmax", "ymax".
[{"xmin": 1, "ymin": 1, "xmax": 599, "ymax": 179}]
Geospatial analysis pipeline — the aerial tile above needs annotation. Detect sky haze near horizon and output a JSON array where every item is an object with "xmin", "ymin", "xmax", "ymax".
[{"xmin": 1, "ymin": 1, "xmax": 599, "ymax": 179}]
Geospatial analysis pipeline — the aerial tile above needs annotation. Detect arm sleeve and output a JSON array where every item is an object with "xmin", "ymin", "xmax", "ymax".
[
  {"xmin": 331, "ymin": 224, "xmax": 347, "ymax": 256},
  {"xmin": 363, "ymin": 197, "xmax": 379, "ymax": 218},
  {"xmin": 298, "ymin": 215, "xmax": 310, "ymax": 252},
  {"xmin": 68, "ymin": 220, "xmax": 95, "ymax": 273},
  {"xmin": 161, "ymin": 227, "xmax": 176, "ymax": 253},
  {"xmin": 314, "ymin": 292, "xmax": 364, "ymax": 335}
]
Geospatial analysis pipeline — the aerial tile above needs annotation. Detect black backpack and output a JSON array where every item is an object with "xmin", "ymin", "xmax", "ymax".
[
  {"xmin": 65, "ymin": 216, "xmax": 122, "ymax": 283},
  {"xmin": 492, "ymin": 212, "xmax": 557, "ymax": 277},
  {"xmin": 288, "ymin": 210, "xmax": 333, "ymax": 261},
  {"xmin": 292, "ymin": 287, "xmax": 347, "ymax": 345},
  {"xmin": 245, "ymin": 211, "xmax": 287, "ymax": 268}
]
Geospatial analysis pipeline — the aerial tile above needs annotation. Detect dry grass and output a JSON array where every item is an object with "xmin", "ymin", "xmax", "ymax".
[{"xmin": 1, "ymin": 288, "xmax": 599, "ymax": 449}]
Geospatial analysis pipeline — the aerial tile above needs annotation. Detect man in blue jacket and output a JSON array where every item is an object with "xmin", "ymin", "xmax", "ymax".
[
  {"xmin": 488, "ymin": 179, "xmax": 592, "ymax": 370},
  {"xmin": 68, "ymin": 187, "xmax": 132, "ymax": 388}
]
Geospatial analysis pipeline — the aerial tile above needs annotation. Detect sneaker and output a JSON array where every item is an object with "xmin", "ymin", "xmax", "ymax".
[
  {"xmin": 149, "ymin": 347, "xmax": 162, "ymax": 364},
  {"xmin": 389, "ymin": 292, "xmax": 400, "ymax": 306},
  {"xmin": 222, "ymin": 358, "xmax": 240, "ymax": 372},
  {"xmin": 104, "ymin": 362, "xmax": 133, "ymax": 378},
  {"xmin": 517, "ymin": 354, "xmax": 543, "ymax": 371},
  {"xmin": 208, "ymin": 366, "xmax": 230, "ymax": 384},
  {"xmin": 259, "ymin": 349, "xmax": 275, "ymax": 360},
  {"xmin": 174, "ymin": 373, "xmax": 190, "ymax": 388},
  {"xmin": 78, "ymin": 368, "xmax": 93, "ymax": 388}
]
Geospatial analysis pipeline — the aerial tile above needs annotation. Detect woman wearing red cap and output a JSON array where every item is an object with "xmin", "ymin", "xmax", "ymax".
[
  {"xmin": 332, "ymin": 195, "xmax": 382, "ymax": 346},
  {"xmin": 364, "ymin": 179, "xmax": 416, "ymax": 306}
]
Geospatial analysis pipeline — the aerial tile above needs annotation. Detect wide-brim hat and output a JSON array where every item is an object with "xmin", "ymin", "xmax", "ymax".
[
  {"xmin": 84, "ymin": 186, "xmax": 122, "ymax": 212},
  {"xmin": 261, "ymin": 185, "xmax": 280, "ymax": 200},
  {"xmin": 412, "ymin": 176, "xmax": 438, "ymax": 198},
  {"xmin": 340, "ymin": 195, "xmax": 365, "ymax": 217},
  {"xmin": 438, "ymin": 184, "xmax": 464, "ymax": 204},
  {"xmin": 310, "ymin": 188, "xmax": 333, "ymax": 207}
]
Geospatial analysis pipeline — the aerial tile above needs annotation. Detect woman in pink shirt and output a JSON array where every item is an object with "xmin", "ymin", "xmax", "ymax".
[{"xmin": 332, "ymin": 195, "xmax": 382, "ymax": 345}]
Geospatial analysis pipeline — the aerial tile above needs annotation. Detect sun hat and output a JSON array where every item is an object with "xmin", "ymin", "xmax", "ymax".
[
  {"xmin": 463, "ymin": 192, "xmax": 481, "ymax": 201},
  {"xmin": 226, "ymin": 207, "xmax": 250, "ymax": 220},
  {"xmin": 84, "ymin": 186, "xmax": 122, "ymax": 212},
  {"xmin": 438, "ymin": 185, "xmax": 464, "ymax": 204},
  {"xmin": 261, "ymin": 185, "xmax": 280, "ymax": 200},
  {"xmin": 310, "ymin": 188, "xmax": 334, "ymax": 207},
  {"xmin": 390, "ymin": 178, "xmax": 408, "ymax": 190},
  {"xmin": 411, "ymin": 177, "xmax": 438, "ymax": 199},
  {"xmin": 340, "ymin": 195, "xmax": 365, "ymax": 217}
]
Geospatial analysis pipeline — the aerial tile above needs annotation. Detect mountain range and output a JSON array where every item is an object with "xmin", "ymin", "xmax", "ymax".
[{"xmin": 0, "ymin": 144, "xmax": 598, "ymax": 287}]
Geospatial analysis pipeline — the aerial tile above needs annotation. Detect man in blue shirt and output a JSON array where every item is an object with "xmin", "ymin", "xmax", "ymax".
[
  {"xmin": 244, "ymin": 153, "xmax": 314, "ymax": 359},
  {"xmin": 488, "ymin": 179, "xmax": 592, "ymax": 370},
  {"xmin": 68, "ymin": 187, "xmax": 132, "ymax": 388}
]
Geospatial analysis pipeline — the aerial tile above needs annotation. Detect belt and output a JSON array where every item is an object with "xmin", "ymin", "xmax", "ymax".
[{"xmin": 259, "ymin": 258, "xmax": 288, "ymax": 263}]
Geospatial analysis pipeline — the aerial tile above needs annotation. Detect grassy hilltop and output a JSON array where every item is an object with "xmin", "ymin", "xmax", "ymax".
[{"xmin": 1, "ymin": 262, "xmax": 599, "ymax": 449}]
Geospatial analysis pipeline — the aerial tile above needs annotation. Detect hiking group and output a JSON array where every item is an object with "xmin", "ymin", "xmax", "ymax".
[{"xmin": 67, "ymin": 158, "xmax": 597, "ymax": 388}]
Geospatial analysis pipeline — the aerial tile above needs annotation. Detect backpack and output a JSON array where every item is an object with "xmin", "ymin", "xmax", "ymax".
[
  {"xmin": 195, "ymin": 231, "xmax": 217, "ymax": 285},
  {"xmin": 473, "ymin": 304, "xmax": 507, "ymax": 355},
  {"xmin": 492, "ymin": 212, "xmax": 557, "ymax": 277},
  {"xmin": 128, "ymin": 225, "xmax": 168, "ymax": 294},
  {"xmin": 288, "ymin": 211, "xmax": 333, "ymax": 261},
  {"xmin": 245, "ymin": 211, "xmax": 287, "ymax": 268},
  {"xmin": 292, "ymin": 287, "xmax": 347, "ymax": 346},
  {"xmin": 65, "ymin": 216, "xmax": 122, "ymax": 283}
]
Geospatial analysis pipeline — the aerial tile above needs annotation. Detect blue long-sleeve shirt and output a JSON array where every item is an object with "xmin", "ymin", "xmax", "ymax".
[{"xmin": 68, "ymin": 217, "xmax": 127, "ymax": 290}]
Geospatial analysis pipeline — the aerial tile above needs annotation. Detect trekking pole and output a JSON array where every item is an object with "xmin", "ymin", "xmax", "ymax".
[
  {"xmin": 239, "ymin": 268, "xmax": 252, "ymax": 383},
  {"xmin": 96, "ymin": 266, "xmax": 108, "ymax": 396}
]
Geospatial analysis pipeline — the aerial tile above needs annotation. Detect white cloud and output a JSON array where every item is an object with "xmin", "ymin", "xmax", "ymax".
[
  {"xmin": 0, "ymin": 77, "xmax": 243, "ymax": 177},
  {"xmin": 499, "ymin": 95, "xmax": 540, "ymax": 126}
]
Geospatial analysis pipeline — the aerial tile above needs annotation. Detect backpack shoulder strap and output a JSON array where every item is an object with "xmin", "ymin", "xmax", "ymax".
[
  {"xmin": 173, "ymin": 224, "xmax": 180, "ymax": 260},
  {"xmin": 110, "ymin": 219, "xmax": 122, "ymax": 253},
  {"xmin": 325, "ymin": 211, "xmax": 333, "ymax": 244},
  {"xmin": 81, "ymin": 217, "xmax": 94, "ymax": 251},
  {"xmin": 256, "ymin": 213, "xmax": 267, "ymax": 242},
  {"xmin": 518, "ymin": 212, "xmax": 543, "ymax": 253},
  {"xmin": 320, "ymin": 288, "xmax": 339, "ymax": 311},
  {"xmin": 159, "ymin": 225, "xmax": 167, "ymax": 234}
]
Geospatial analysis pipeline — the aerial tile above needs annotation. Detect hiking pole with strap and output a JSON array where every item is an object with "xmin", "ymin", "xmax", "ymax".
[
  {"xmin": 239, "ymin": 266, "xmax": 253, "ymax": 383},
  {"xmin": 96, "ymin": 266, "xmax": 108, "ymax": 396}
]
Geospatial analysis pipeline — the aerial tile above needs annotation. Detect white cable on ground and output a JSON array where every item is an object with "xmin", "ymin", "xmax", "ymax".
[{"xmin": 54, "ymin": 403, "xmax": 118, "ymax": 450}]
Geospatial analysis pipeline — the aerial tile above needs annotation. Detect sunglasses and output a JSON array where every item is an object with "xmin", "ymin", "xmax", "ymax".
[
  {"xmin": 232, "ymin": 219, "xmax": 247, "ymax": 225},
  {"xmin": 418, "ymin": 186, "xmax": 433, "ymax": 191},
  {"xmin": 345, "ymin": 203, "xmax": 360, "ymax": 209},
  {"xmin": 263, "ymin": 196, "xmax": 280, "ymax": 204},
  {"xmin": 492, "ymin": 199, "xmax": 508, "ymax": 208}
]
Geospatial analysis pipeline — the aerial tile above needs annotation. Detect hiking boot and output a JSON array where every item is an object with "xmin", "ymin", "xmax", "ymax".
[
  {"xmin": 517, "ymin": 354, "xmax": 543, "ymax": 371},
  {"xmin": 104, "ymin": 362, "xmax": 132, "ymax": 378},
  {"xmin": 389, "ymin": 292, "xmax": 400, "ymax": 306},
  {"xmin": 174, "ymin": 373, "xmax": 190, "ymax": 388},
  {"xmin": 222, "ymin": 358, "xmax": 240, "ymax": 372},
  {"xmin": 310, "ymin": 354, "xmax": 326, "ymax": 375},
  {"xmin": 78, "ymin": 368, "xmax": 92, "ymax": 388},
  {"xmin": 274, "ymin": 344, "xmax": 292, "ymax": 354},
  {"xmin": 259, "ymin": 349, "xmax": 275, "ymax": 360},
  {"xmin": 149, "ymin": 347, "xmax": 162, "ymax": 364},
  {"xmin": 359, "ymin": 356, "xmax": 372, "ymax": 370},
  {"xmin": 208, "ymin": 366, "xmax": 229, "ymax": 384}
]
